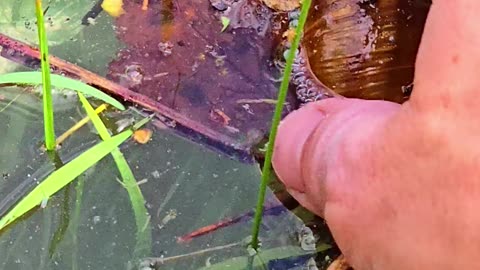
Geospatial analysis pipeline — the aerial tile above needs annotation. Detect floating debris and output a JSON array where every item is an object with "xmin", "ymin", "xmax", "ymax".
[
  {"xmin": 125, "ymin": 64, "xmax": 144, "ymax": 86},
  {"xmin": 40, "ymin": 198, "xmax": 48, "ymax": 209},
  {"xmin": 220, "ymin": 16, "xmax": 230, "ymax": 32},
  {"xmin": 158, "ymin": 209, "xmax": 177, "ymax": 229},
  {"xmin": 101, "ymin": 0, "xmax": 125, "ymax": 17},
  {"xmin": 326, "ymin": 255, "xmax": 351, "ymax": 270},
  {"xmin": 142, "ymin": 0, "xmax": 149, "ymax": 11},
  {"xmin": 298, "ymin": 225, "xmax": 316, "ymax": 251},
  {"xmin": 115, "ymin": 117, "xmax": 135, "ymax": 132},
  {"xmin": 177, "ymin": 205, "xmax": 286, "ymax": 243},
  {"xmin": 133, "ymin": 128, "xmax": 153, "ymax": 144},
  {"xmin": 210, "ymin": 108, "xmax": 231, "ymax": 126},
  {"xmin": 210, "ymin": 0, "xmax": 229, "ymax": 11},
  {"xmin": 242, "ymin": 104, "xmax": 254, "ymax": 115},
  {"xmin": 262, "ymin": 0, "xmax": 300, "ymax": 11},
  {"xmin": 236, "ymin": 98, "xmax": 279, "ymax": 104},
  {"xmin": 93, "ymin": 215, "xmax": 101, "ymax": 224},
  {"xmin": 151, "ymin": 170, "xmax": 160, "ymax": 179},
  {"xmin": 158, "ymin": 41, "xmax": 174, "ymax": 57}
]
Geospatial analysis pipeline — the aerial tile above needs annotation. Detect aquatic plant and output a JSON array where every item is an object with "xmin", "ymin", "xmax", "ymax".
[
  {"xmin": 0, "ymin": 0, "xmax": 128, "ymax": 232},
  {"xmin": 35, "ymin": 0, "xmax": 55, "ymax": 150},
  {"xmin": 0, "ymin": 130, "xmax": 132, "ymax": 230},
  {"xmin": 0, "ymin": 72, "xmax": 125, "ymax": 110},
  {"xmin": 77, "ymin": 93, "xmax": 152, "ymax": 258},
  {"xmin": 250, "ymin": 0, "xmax": 312, "ymax": 250}
]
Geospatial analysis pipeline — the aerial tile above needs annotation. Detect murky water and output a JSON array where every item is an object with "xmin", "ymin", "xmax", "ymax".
[
  {"xmin": 0, "ymin": 85, "xmax": 317, "ymax": 270},
  {"xmin": 0, "ymin": 1, "xmax": 339, "ymax": 269}
]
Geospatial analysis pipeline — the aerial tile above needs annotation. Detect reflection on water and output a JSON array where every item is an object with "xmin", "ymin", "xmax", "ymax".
[{"xmin": 0, "ymin": 87, "xmax": 314, "ymax": 270}]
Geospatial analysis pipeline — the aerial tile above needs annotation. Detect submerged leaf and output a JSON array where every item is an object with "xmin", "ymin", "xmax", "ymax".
[
  {"xmin": 220, "ymin": 16, "xmax": 230, "ymax": 32},
  {"xmin": 133, "ymin": 129, "xmax": 152, "ymax": 144},
  {"xmin": 0, "ymin": 130, "xmax": 132, "ymax": 231},
  {"xmin": 0, "ymin": 72, "xmax": 125, "ymax": 110},
  {"xmin": 78, "ymin": 92, "xmax": 152, "ymax": 257}
]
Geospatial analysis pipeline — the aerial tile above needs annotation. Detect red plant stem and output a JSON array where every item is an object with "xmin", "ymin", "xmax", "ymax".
[{"xmin": 0, "ymin": 33, "xmax": 250, "ymax": 158}]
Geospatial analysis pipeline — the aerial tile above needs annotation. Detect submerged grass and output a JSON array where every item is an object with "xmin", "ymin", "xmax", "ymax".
[
  {"xmin": 78, "ymin": 93, "xmax": 152, "ymax": 258},
  {"xmin": 35, "ymin": 0, "xmax": 55, "ymax": 150},
  {"xmin": 250, "ymin": 0, "xmax": 312, "ymax": 250},
  {"xmin": 55, "ymin": 104, "xmax": 108, "ymax": 146},
  {"xmin": 0, "ymin": 130, "xmax": 132, "ymax": 230},
  {"xmin": 70, "ymin": 175, "xmax": 85, "ymax": 270}
]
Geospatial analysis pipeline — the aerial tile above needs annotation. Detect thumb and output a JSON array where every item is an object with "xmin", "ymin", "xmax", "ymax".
[{"xmin": 272, "ymin": 98, "xmax": 401, "ymax": 217}]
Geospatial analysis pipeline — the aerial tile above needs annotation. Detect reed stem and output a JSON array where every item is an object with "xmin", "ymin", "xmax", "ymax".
[
  {"xmin": 250, "ymin": 0, "xmax": 312, "ymax": 250},
  {"xmin": 35, "ymin": 0, "xmax": 55, "ymax": 150}
]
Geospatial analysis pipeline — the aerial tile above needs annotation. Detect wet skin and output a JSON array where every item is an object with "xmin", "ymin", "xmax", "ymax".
[{"xmin": 273, "ymin": 1, "xmax": 480, "ymax": 270}]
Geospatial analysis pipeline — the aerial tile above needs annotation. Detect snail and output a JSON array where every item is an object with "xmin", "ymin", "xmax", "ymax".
[{"xmin": 287, "ymin": 0, "xmax": 431, "ymax": 104}]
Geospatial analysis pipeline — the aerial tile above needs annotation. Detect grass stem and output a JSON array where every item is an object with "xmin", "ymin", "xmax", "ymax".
[
  {"xmin": 35, "ymin": 0, "xmax": 55, "ymax": 150},
  {"xmin": 250, "ymin": 0, "xmax": 312, "ymax": 250}
]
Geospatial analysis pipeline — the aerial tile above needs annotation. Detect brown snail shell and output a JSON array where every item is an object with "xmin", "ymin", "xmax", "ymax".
[{"xmin": 293, "ymin": 0, "xmax": 431, "ymax": 104}]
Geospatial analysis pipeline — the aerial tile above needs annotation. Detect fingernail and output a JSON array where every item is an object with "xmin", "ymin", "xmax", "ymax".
[{"xmin": 272, "ymin": 104, "xmax": 325, "ymax": 192}]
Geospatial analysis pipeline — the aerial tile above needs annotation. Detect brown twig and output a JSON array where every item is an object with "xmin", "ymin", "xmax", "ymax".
[{"xmin": 0, "ymin": 33, "xmax": 250, "ymax": 159}]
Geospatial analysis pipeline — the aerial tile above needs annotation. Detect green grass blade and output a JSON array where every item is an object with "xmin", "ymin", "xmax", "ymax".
[
  {"xmin": 77, "ymin": 93, "xmax": 111, "ymax": 140},
  {"xmin": 0, "ymin": 72, "xmax": 125, "ymax": 110},
  {"xmin": 35, "ymin": 0, "xmax": 55, "ymax": 150},
  {"xmin": 71, "ymin": 175, "xmax": 85, "ymax": 270},
  {"xmin": 0, "ymin": 130, "xmax": 132, "ymax": 231},
  {"xmin": 250, "ymin": 0, "xmax": 312, "ymax": 250},
  {"xmin": 78, "ymin": 93, "xmax": 152, "ymax": 257},
  {"xmin": 132, "ymin": 113, "xmax": 155, "ymax": 130}
]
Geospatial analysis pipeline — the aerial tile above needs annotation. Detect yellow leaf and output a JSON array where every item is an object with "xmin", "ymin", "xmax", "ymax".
[{"xmin": 101, "ymin": 0, "xmax": 125, "ymax": 17}]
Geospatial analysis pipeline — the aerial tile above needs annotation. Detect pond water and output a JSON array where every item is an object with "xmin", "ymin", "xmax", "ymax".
[
  {"xmin": 0, "ymin": 85, "xmax": 328, "ymax": 269},
  {"xmin": 0, "ymin": 0, "xmax": 335, "ymax": 269}
]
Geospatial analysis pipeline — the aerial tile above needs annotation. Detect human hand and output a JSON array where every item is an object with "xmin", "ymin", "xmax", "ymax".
[{"xmin": 272, "ymin": 1, "xmax": 480, "ymax": 269}]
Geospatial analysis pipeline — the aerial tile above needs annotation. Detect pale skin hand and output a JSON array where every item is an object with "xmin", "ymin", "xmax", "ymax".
[{"xmin": 272, "ymin": 1, "xmax": 480, "ymax": 270}]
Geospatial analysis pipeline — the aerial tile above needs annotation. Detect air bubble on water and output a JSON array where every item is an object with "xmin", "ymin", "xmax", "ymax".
[
  {"xmin": 93, "ymin": 215, "xmax": 101, "ymax": 224},
  {"xmin": 151, "ymin": 170, "xmax": 161, "ymax": 179}
]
